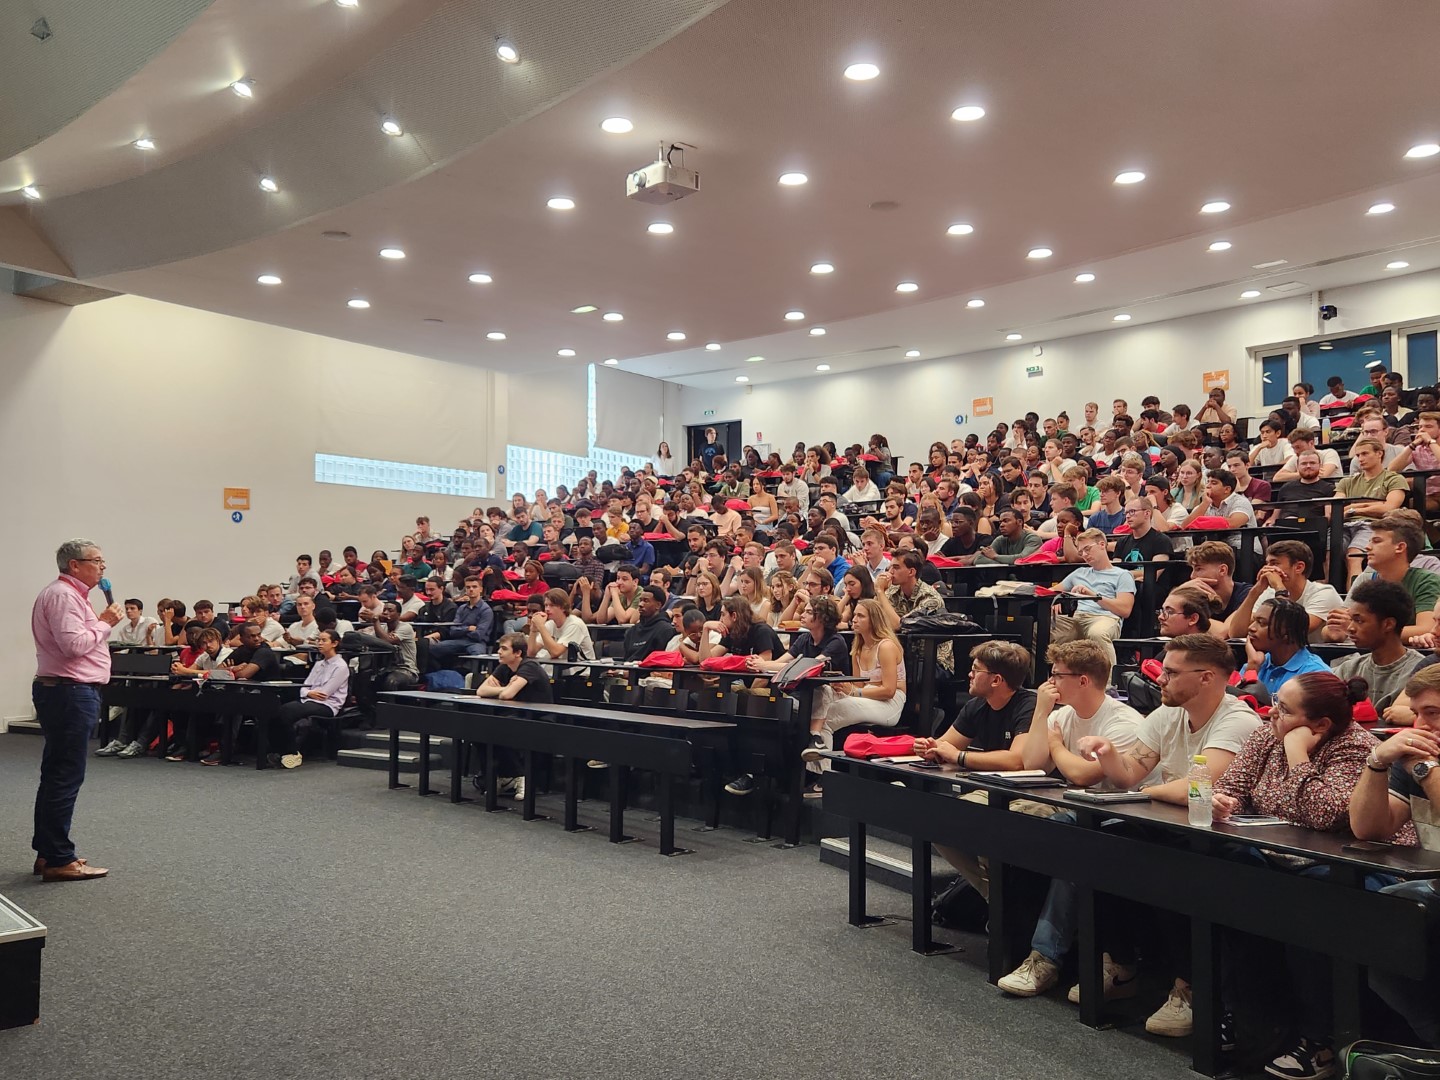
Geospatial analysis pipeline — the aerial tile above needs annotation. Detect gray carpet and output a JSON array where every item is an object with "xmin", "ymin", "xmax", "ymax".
[{"xmin": 0, "ymin": 735, "xmax": 1191, "ymax": 1079}]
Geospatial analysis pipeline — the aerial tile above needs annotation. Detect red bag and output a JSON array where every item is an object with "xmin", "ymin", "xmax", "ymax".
[
  {"xmin": 1184, "ymin": 516, "xmax": 1232, "ymax": 530},
  {"xmin": 1015, "ymin": 550, "xmax": 1060, "ymax": 564},
  {"xmin": 927, "ymin": 554, "xmax": 967, "ymax": 568},
  {"xmin": 724, "ymin": 498, "xmax": 749, "ymax": 512},
  {"xmin": 489, "ymin": 589, "xmax": 526, "ymax": 601},
  {"xmin": 700, "ymin": 655, "xmax": 752, "ymax": 672},
  {"xmin": 502, "ymin": 569, "xmax": 523, "ymax": 581},
  {"xmin": 842, "ymin": 732, "xmax": 917, "ymax": 759},
  {"xmin": 639, "ymin": 651, "xmax": 687, "ymax": 668},
  {"xmin": 1354, "ymin": 698, "xmax": 1380, "ymax": 724}
]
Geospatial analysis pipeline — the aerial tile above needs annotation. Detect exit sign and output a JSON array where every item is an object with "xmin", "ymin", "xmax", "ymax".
[
  {"xmin": 1026, "ymin": 365, "xmax": 1044, "ymax": 378},
  {"xmin": 703, "ymin": 409, "xmax": 716, "ymax": 417}
]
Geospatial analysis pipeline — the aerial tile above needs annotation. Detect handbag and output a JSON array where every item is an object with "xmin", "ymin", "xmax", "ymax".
[
  {"xmin": 700, "ymin": 654, "xmax": 752, "ymax": 672},
  {"xmin": 771, "ymin": 655, "xmax": 825, "ymax": 691},
  {"xmin": 638, "ymin": 650, "xmax": 687, "ymax": 668},
  {"xmin": 1341, "ymin": 1041, "xmax": 1440, "ymax": 1079},
  {"xmin": 899, "ymin": 611, "xmax": 984, "ymax": 635},
  {"xmin": 842, "ymin": 732, "xmax": 916, "ymax": 758}
]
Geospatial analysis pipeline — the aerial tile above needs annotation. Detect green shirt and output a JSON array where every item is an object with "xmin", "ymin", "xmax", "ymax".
[
  {"xmin": 1073, "ymin": 485, "xmax": 1100, "ymax": 512},
  {"xmin": 1336, "ymin": 469, "xmax": 1408, "ymax": 517}
]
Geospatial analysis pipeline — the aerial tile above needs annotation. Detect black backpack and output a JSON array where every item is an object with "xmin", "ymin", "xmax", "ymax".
[{"xmin": 1341, "ymin": 1041, "xmax": 1440, "ymax": 1079}]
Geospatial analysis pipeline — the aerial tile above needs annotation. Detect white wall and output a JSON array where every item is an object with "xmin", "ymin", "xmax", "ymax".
[
  {"xmin": 0, "ymin": 292, "xmax": 591, "ymax": 720},
  {"xmin": 667, "ymin": 269, "xmax": 1440, "ymax": 470}
]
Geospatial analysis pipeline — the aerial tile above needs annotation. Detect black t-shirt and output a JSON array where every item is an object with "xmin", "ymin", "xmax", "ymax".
[
  {"xmin": 721, "ymin": 623, "xmax": 782, "ymax": 658},
  {"xmin": 419, "ymin": 599, "xmax": 458, "ymax": 624},
  {"xmin": 1274, "ymin": 478, "xmax": 1337, "ymax": 523},
  {"xmin": 227, "ymin": 643, "xmax": 281, "ymax": 681},
  {"xmin": 493, "ymin": 659, "xmax": 553, "ymax": 704},
  {"xmin": 791, "ymin": 630, "xmax": 852, "ymax": 676},
  {"xmin": 941, "ymin": 533, "xmax": 983, "ymax": 558},
  {"xmin": 1114, "ymin": 528, "xmax": 1173, "ymax": 565},
  {"xmin": 953, "ymin": 688, "xmax": 1037, "ymax": 752}
]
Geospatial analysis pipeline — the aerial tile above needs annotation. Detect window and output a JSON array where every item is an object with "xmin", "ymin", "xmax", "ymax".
[
  {"xmin": 315, "ymin": 453, "xmax": 488, "ymax": 498},
  {"xmin": 1408, "ymin": 330, "xmax": 1438, "ymax": 389},
  {"xmin": 1300, "ymin": 330, "xmax": 1391, "ymax": 400},
  {"xmin": 505, "ymin": 364, "xmax": 649, "ymax": 495},
  {"xmin": 1260, "ymin": 352, "xmax": 1290, "ymax": 408}
]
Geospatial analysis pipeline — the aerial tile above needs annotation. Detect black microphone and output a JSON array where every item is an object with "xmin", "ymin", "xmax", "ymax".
[{"xmin": 100, "ymin": 576, "xmax": 114, "ymax": 606}]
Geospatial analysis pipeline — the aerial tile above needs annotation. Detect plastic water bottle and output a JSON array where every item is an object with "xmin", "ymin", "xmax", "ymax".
[
  {"xmin": 1321, "ymin": 416, "xmax": 1332, "ymax": 444},
  {"xmin": 1187, "ymin": 754, "xmax": 1213, "ymax": 827}
]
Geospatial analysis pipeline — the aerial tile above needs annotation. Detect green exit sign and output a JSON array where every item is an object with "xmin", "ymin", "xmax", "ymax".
[
  {"xmin": 1026, "ymin": 365, "xmax": 1044, "ymax": 378},
  {"xmin": 703, "ymin": 409, "xmax": 716, "ymax": 417}
]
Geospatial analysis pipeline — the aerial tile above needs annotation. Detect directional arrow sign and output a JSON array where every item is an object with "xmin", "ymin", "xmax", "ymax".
[{"xmin": 223, "ymin": 487, "xmax": 250, "ymax": 511}]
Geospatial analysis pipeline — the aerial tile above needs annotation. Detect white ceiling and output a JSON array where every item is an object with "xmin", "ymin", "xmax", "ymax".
[{"xmin": 5, "ymin": 0, "xmax": 1440, "ymax": 389}]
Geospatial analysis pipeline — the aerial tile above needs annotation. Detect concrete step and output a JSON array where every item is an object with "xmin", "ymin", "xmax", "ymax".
[
  {"xmin": 818, "ymin": 834, "xmax": 956, "ymax": 894},
  {"xmin": 335, "ymin": 747, "xmax": 446, "ymax": 772},
  {"xmin": 339, "ymin": 728, "xmax": 452, "ymax": 751},
  {"xmin": 6, "ymin": 720, "xmax": 41, "ymax": 735}
]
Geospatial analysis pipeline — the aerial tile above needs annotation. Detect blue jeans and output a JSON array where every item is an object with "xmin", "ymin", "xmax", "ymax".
[
  {"xmin": 32, "ymin": 681, "xmax": 101, "ymax": 867},
  {"xmin": 427, "ymin": 638, "xmax": 483, "ymax": 672},
  {"xmin": 1031, "ymin": 810, "xmax": 1079, "ymax": 963},
  {"xmin": 1369, "ymin": 879, "xmax": 1440, "ymax": 1046}
]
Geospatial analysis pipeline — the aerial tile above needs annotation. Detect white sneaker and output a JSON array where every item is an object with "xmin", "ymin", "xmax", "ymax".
[
  {"xmin": 95, "ymin": 739, "xmax": 125, "ymax": 756},
  {"xmin": 116, "ymin": 740, "xmax": 145, "ymax": 758},
  {"xmin": 514, "ymin": 777, "xmax": 526, "ymax": 800},
  {"xmin": 496, "ymin": 776, "xmax": 519, "ymax": 795},
  {"xmin": 1067, "ymin": 952, "xmax": 1140, "ymax": 1004},
  {"xmin": 280, "ymin": 753, "xmax": 303, "ymax": 770},
  {"xmin": 1145, "ymin": 978, "xmax": 1194, "ymax": 1037},
  {"xmin": 997, "ymin": 950, "xmax": 1061, "ymax": 997}
]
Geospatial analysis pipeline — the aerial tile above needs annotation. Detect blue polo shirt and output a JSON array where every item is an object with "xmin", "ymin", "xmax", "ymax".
[
  {"xmin": 626, "ymin": 537, "xmax": 656, "ymax": 574},
  {"xmin": 1256, "ymin": 647, "xmax": 1331, "ymax": 696}
]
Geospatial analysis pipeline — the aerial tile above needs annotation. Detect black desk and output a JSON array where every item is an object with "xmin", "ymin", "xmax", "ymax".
[
  {"xmin": 102, "ymin": 675, "xmax": 302, "ymax": 766},
  {"xmin": 1253, "ymin": 497, "xmax": 1371, "ymax": 586}
]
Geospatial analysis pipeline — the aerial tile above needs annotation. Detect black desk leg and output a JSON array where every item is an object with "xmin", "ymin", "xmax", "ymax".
[
  {"xmin": 483, "ymin": 743, "xmax": 501, "ymax": 812},
  {"xmin": 387, "ymin": 728, "xmax": 408, "ymax": 789},
  {"xmin": 1190, "ymin": 917, "xmax": 1223, "ymax": 1077},
  {"xmin": 988, "ymin": 860, "xmax": 1011, "ymax": 982},
  {"xmin": 418, "ymin": 734, "xmax": 436, "ymax": 796},
  {"xmin": 448, "ymin": 746, "xmax": 466, "ymax": 804},
  {"xmin": 520, "ymin": 751, "xmax": 541, "ymax": 820},
  {"xmin": 254, "ymin": 711, "xmax": 268, "ymax": 770},
  {"xmin": 220, "ymin": 715, "xmax": 236, "ymax": 766},
  {"xmin": 1076, "ymin": 887, "xmax": 1103, "ymax": 1028},
  {"xmin": 847, "ymin": 818, "xmax": 886, "ymax": 928},
  {"xmin": 1331, "ymin": 957, "xmax": 1365, "ymax": 1054},
  {"xmin": 910, "ymin": 837, "xmax": 954, "ymax": 955},
  {"xmin": 753, "ymin": 770, "xmax": 775, "ymax": 842},
  {"xmin": 917, "ymin": 639, "xmax": 938, "ymax": 730},
  {"xmin": 609, "ymin": 766, "xmax": 637, "ymax": 844},
  {"xmin": 563, "ymin": 758, "xmax": 591, "ymax": 833},
  {"xmin": 1330, "ymin": 508, "xmax": 1347, "ymax": 587},
  {"xmin": 658, "ymin": 776, "xmax": 691, "ymax": 857}
]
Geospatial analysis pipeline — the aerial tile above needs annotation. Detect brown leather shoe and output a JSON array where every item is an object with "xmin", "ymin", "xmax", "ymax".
[
  {"xmin": 41, "ymin": 860, "xmax": 108, "ymax": 882},
  {"xmin": 32, "ymin": 857, "xmax": 87, "ymax": 876}
]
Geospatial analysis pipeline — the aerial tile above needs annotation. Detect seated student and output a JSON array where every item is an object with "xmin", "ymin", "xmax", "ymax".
[
  {"xmin": 1155, "ymin": 583, "xmax": 1218, "ymax": 639},
  {"xmin": 1326, "ymin": 578, "xmax": 1426, "ymax": 711},
  {"xmin": 916, "ymin": 641, "xmax": 1036, "ymax": 770},
  {"xmin": 775, "ymin": 461, "xmax": 810, "ymax": 513},
  {"xmin": 417, "ymin": 576, "xmax": 457, "ymax": 626},
  {"xmin": 1224, "ymin": 452, "xmax": 1272, "ymax": 505},
  {"xmin": 809, "ymin": 533, "xmax": 850, "ymax": 594},
  {"xmin": 972, "ymin": 507, "xmax": 1043, "ymax": 564},
  {"xmin": 1347, "ymin": 409, "xmax": 1413, "ymax": 474},
  {"xmin": 327, "ymin": 565, "xmax": 362, "ymax": 601},
  {"xmin": 1331, "ymin": 513, "xmax": 1440, "ymax": 644},
  {"xmin": 880, "ymin": 548, "xmax": 954, "ymax": 676},
  {"xmin": 269, "ymin": 628, "xmax": 349, "ymax": 770},
  {"xmin": 1349, "ymin": 664, "xmax": 1440, "ymax": 1046},
  {"xmin": 993, "ymin": 640, "xmax": 1146, "ymax": 995},
  {"xmin": 424, "ymin": 575, "xmax": 494, "ymax": 672},
  {"xmin": 735, "ymin": 566, "xmax": 773, "ymax": 625},
  {"xmin": 369, "ymin": 601, "xmax": 419, "ymax": 692},
  {"xmin": 191, "ymin": 599, "xmax": 229, "ymax": 639},
  {"xmin": 241, "ymin": 595, "xmax": 287, "ymax": 647},
  {"xmin": 941, "ymin": 507, "xmax": 984, "ymax": 557},
  {"xmin": 503, "ymin": 506, "xmax": 545, "ymax": 555},
  {"xmin": 1184, "ymin": 541, "xmax": 1253, "ymax": 625},
  {"xmin": 473, "ymin": 633, "xmax": 554, "ymax": 799},
  {"xmin": 1243, "ymin": 597, "xmax": 1331, "ymax": 695},
  {"xmin": 1182, "ymin": 468, "xmax": 1257, "ymax": 545},
  {"xmin": 1247, "ymin": 419, "xmax": 1297, "ymax": 469},
  {"xmin": 1084, "ymin": 475, "xmax": 1129, "ymax": 532},
  {"xmin": 1036, "ymin": 485, "xmax": 1079, "ymax": 536},
  {"xmin": 842, "ymin": 466, "xmax": 883, "ymax": 504},
  {"xmin": 282, "ymin": 594, "xmax": 321, "ymax": 651},
  {"xmin": 1051, "ymin": 528, "xmax": 1135, "ymax": 664},
  {"xmin": 620, "ymin": 585, "xmax": 685, "ymax": 663},
  {"xmin": 1336, "ymin": 437, "xmax": 1410, "ymax": 582},
  {"xmin": 594, "ymin": 563, "xmax": 643, "ymax": 626},
  {"xmin": 1211, "ymin": 672, "xmax": 1403, "ymax": 1075},
  {"xmin": 109, "ymin": 598, "xmax": 159, "ymax": 645},
  {"xmin": 1272, "ymin": 429, "xmax": 1342, "ymax": 482},
  {"xmin": 622, "ymin": 519, "xmax": 656, "ymax": 580},
  {"xmin": 1225, "ymin": 538, "xmax": 1341, "ymax": 642}
]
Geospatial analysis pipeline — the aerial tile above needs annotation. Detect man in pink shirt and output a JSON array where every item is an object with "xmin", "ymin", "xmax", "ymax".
[{"xmin": 31, "ymin": 538, "xmax": 123, "ymax": 882}]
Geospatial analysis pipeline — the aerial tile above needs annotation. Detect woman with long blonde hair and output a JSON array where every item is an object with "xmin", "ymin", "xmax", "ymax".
[{"xmin": 801, "ymin": 597, "xmax": 907, "ymax": 768}]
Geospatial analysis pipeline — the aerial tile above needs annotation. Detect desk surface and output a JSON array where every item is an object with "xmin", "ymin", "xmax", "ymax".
[{"xmin": 379, "ymin": 689, "xmax": 736, "ymax": 731}]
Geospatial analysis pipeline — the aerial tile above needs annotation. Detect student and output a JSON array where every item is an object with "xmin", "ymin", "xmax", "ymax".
[
  {"xmin": 797, "ymin": 598, "xmax": 905, "ymax": 769},
  {"xmin": 1084, "ymin": 475, "xmax": 1128, "ymax": 532},
  {"xmin": 973, "ymin": 507, "xmax": 1043, "ymax": 564},
  {"xmin": 1224, "ymin": 539, "xmax": 1340, "ymax": 642},
  {"xmin": 1243, "ymin": 597, "xmax": 1331, "ymax": 696},
  {"xmin": 1339, "ymin": 513, "xmax": 1440, "ymax": 643},
  {"xmin": 1335, "ymin": 438, "xmax": 1407, "ymax": 578},
  {"xmin": 1051, "ymin": 528, "xmax": 1135, "ymax": 664},
  {"xmin": 915, "ymin": 642, "xmax": 1036, "ymax": 771},
  {"xmin": 1184, "ymin": 542, "xmax": 1253, "ymax": 625},
  {"xmin": 1326, "ymin": 579, "xmax": 1425, "ymax": 712},
  {"xmin": 424, "ymin": 575, "xmax": 493, "ymax": 671},
  {"xmin": 474, "ymin": 632, "xmax": 554, "ymax": 798}
]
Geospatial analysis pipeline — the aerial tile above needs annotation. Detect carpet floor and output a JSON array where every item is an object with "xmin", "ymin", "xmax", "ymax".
[{"xmin": 0, "ymin": 735, "xmax": 1193, "ymax": 1079}]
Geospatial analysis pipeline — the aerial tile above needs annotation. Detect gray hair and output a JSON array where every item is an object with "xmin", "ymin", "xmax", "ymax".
[{"xmin": 56, "ymin": 538, "xmax": 99, "ymax": 573}]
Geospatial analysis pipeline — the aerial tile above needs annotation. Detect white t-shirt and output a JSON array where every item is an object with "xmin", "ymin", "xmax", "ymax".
[
  {"xmin": 110, "ymin": 616, "xmax": 159, "ymax": 645},
  {"xmin": 400, "ymin": 595, "xmax": 425, "ymax": 618},
  {"xmin": 1319, "ymin": 390, "xmax": 1359, "ymax": 406},
  {"xmin": 285, "ymin": 619, "xmax": 320, "ymax": 645},
  {"xmin": 1135, "ymin": 694, "xmax": 1261, "ymax": 784},
  {"xmin": 843, "ymin": 481, "xmax": 884, "ymax": 503},
  {"xmin": 257, "ymin": 618, "xmax": 287, "ymax": 645},
  {"xmin": 1252, "ymin": 579, "xmax": 1344, "ymax": 643},
  {"xmin": 1252, "ymin": 443, "xmax": 1296, "ymax": 468},
  {"xmin": 535, "ymin": 613, "xmax": 596, "ymax": 662},
  {"xmin": 1051, "ymin": 695, "xmax": 1145, "ymax": 789},
  {"xmin": 390, "ymin": 620, "xmax": 418, "ymax": 675}
]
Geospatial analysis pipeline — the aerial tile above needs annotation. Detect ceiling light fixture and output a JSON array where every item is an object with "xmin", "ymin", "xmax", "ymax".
[
  {"xmin": 1200, "ymin": 200, "xmax": 1230, "ymax": 214},
  {"xmin": 257, "ymin": 274, "xmax": 282, "ymax": 286},
  {"xmin": 735, "ymin": 375, "xmax": 749, "ymax": 383},
  {"xmin": 705, "ymin": 342, "xmax": 721, "ymax": 351},
  {"xmin": 571, "ymin": 305, "xmax": 597, "ymax": 314},
  {"xmin": 746, "ymin": 356, "xmax": 764, "ymax": 363},
  {"xmin": 904, "ymin": 349, "xmax": 920, "ymax": 358},
  {"xmin": 604, "ymin": 358, "xmax": 619, "ymax": 365},
  {"xmin": 496, "ymin": 39, "xmax": 519, "ymax": 64},
  {"xmin": 1113, "ymin": 313, "xmax": 1131, "ymax": 321},
  {"xmin": 334, "ymin": 0, "xmax": 358, "ymax": 7},
  {"xmin": 600, "ymin": 117, "xmax": 634, "ymax": 134},
  {"xmin": 468, "ymin": 272, "xmax": 493, "ymax": 284},
  {"xmin": 381, "ymin": 118, "xmax": 403, "ymax": 136},
  {"xmin": 950, "ymin": 105, "xmax": 986, "ymax": 122},
  {"xmin": 809, "ymin": 327, "xmax": 826, "ymax": 336},
  {"xmin": 844, "ymin": 63, "xmax": 880, "ymax": 81},
  {"xmin": 547, "ymin": 197, "xmax": 575, "ymax": 210},
  {"xmin": 1318, "ymin": 342, "xmax": 1334, "ymax": 351},
  {"xmin": 1074, "ymin": 272, "xmax": 1096, "ymax": 283},
  {"xmin": 1005, "ymin": 333, "xmax": 1023, "ymax": 341},
  {"xmin": 966, "ymin": 298, "xmax": 985, "ymax": 309},
  {"xmin": 133, "ymin": 137, "xmax": 156, "ymax": 150},
  {"xmin": 1114, "ymin": 170, "xmax": 1145, "ymax": 184},
  {"xmin": 947, "ymin": 222, "xmax": 975, "ymax": 236},
  {"xmin": 379, "ymin": 247, "xmax": 405, "ymax": 259},
  {"xmin": 486, "ymin": 331, "xmax": 506, "ymax": 341},
  {"xmin": 1405, "ymin": 143, "xmax": 1440, "ymax": 159},
  {"xmin": 21, "ymin": 185, "xmax": 40, "ymax": 200},
  {"xmin": 1386, "ymin": 260, "xmax": 1410, "ymax": 270},
  {"xmin": 602, "ymin": 311, "xmax": 623, "ymax": 322},
  {"xmin": 230, "ymin": 79, "xmax": 255, "ymax": 99},
  {"xmin": 778, "ymin": 172, "xmax": 808, "ymax": 186},
  {"xmin": 347, "ymin": 298, "xmax": 370, "ymax": 309},
  {"xmin": 784, "ymin": 310, "xmax": 805, "ymax": 321},
  {"xmin": 896, "ymin": 281, "xmax": 919, "ymax": 293},
  {"xmin": 1208, "ymin": 240, "xmax": 1232, "ymax": 252},
  {"xmin": 258, "ymin": 176, "xmax": 278, "ymax": 193},
  {"xmin": 647, "ymin": 222, "xmax": 674, "ymax": 234},
  {"xmin": 810, "ymin": 262, "xmax": 834, "ymax": 274},
  {"xmin": 557, "ymin": 348, "xmax": 576, "ymax": 357},
  {"xmin": 1239, "ymin": 290, "xmax": 1261, "ymax": 298},
  {"xmin": 1027, "ymin": 247, "xmax": 1053, "ymax": 259},
  {"xmin": 1368, "ymin": 201, "xmax": 1396, "ymax": 215},
  {"xmin": 816, "ymin": 364, "xmax": 831, "ymax": 372},
  {"xmin": 667, "ymin": 331, "xmax": 686, "ymax": 341}
]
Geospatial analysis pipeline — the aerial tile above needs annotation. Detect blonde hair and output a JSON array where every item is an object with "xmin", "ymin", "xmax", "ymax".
[{"xmin": 850, "ymin": 597, "xmax": 900, "ymax": 671}]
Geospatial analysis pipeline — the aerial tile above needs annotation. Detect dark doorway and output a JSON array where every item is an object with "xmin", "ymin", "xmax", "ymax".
[{"xmin": 686, "ymin": 420, "xmax": 741, "ymax": 473}]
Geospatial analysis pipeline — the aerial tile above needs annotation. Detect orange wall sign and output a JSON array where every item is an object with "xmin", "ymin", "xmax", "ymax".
[
  {"xmin": 1202, "ymin": 370, "xmax": 1230, "ymax": 392},
  {"xmin": 973, "ymin": 397, "xmax": 994, "ymax": 417},
  {"xmin": 223, "ymin": 487, "xmax": 251, "ymax": 511}
]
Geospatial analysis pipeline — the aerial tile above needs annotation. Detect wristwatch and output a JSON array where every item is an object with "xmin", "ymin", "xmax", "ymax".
[
  {"xmin": 1365, "ymin": 752, "xmax": 1389, "ymax": 773},
  {"xmin": 1412, "ymin": 759, "xmax": 1440, "ymax": 781}
]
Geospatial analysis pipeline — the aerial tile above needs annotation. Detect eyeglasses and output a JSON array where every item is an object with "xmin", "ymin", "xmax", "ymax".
[
  {"xmin": 1050, "ymin": 670, "xmax": 1083, "ymax": 679},
  {"xmin": 969, "ymin": 667, "xmax": 995, "ymax": 678},
  {"xmin": 74, "ymin": 557, "xmax": 106, "ymax": 565},
  {"xmin": 1155, "ymin": 667, "xmax": 1210, "ymax": 681},
  {"xmin": 1156, "ymin": 608, "xmax": 1185, "ymax": 619}
]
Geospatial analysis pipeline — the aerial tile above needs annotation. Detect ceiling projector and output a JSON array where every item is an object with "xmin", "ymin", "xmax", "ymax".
[{"xmin": 627, "ymin": 143, "xmax": 699, "ymax": 204}]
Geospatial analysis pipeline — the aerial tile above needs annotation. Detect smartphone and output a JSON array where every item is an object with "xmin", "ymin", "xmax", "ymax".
[
  {"xmin": 907, "ymin": 760, "xmax": 943, "ymax": 769},
  {"xmin": 1342, "ymin": 841, "xmax": 1391, "ymax": 852}
]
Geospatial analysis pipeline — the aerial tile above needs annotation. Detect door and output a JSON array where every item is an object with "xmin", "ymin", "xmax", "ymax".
[{"xmin": 686, "ymin": 420, "xmax": 741, "ymax": 471}]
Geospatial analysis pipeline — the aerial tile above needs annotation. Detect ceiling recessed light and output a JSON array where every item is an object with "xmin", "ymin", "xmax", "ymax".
[
  {"xmin": 745, "ymin": 356, "xmax": 764, "ymax": 364},
  {"xmin": 1252, "ymin": 259, "xmax": 1288, "ymax": 269},
  {"xmin": 1005, "ymin": 333, "xmax": 1023, "ymax": 341},
  {"xmin": 600, "ymin": 117, "xmax": 634, "ymax": 134},
  {"xmin": 257, "ymin": 274, "xmax": 282, "ymax": 286},
  {"xmin": 547, "ymin": 197, "xmax": 575, "ymax": 210},
  {"xmin": 778, "ymin": 172, "xmax": 808, "ymax": 186},
  {"xmin": 1318, "ymin": 342, "xmax": 1334, "ymax": 351},
  {"xmin": 230, "ymin": 79, "xmax": 255, "ymax": 99},
  {"xmin": 896, "ymin": 281, "xmax": 919, "ymax": 293},
  {"xmin": 1200, "ymin": 200, "xmax": 1230, "ymax": 214},
  {"xmin": 1113, "ymin": 170, "xmax": 1146, "ymax": 185},
  {"xmin": 809, "ymin": 327, "xmax": 826, "ymax": 336},
  {"xmin": 486, "ymin": 331, "xmax": 506, "ymax": 341},
  {"xmin": 950, "ymin": 105, "xmax": 986, "ymax": 122},
  {"xmin": 705, "ymin": 342, "xmax": 721, "ymax": 351},
  {"xmin": 1074, "ymin": 272, "xmax": 1096, "ymax": 284},
  {"xmin": 133, "ymin": 137, "xmax": 156, "ymax": 150},
  {"xmin": 602, "ymin": 311, "xmax": 623, "ymax": 322},
  {"xmin": 496, "ymin": 40, "xmax": 519, "ymax": 64},
  {"xmin": 946, "ymin": 222, "xmax": 975, "ymax": 236},
  {"xmin": 258, "ymin": 176, "xmax": 278, "ymax": 193},
  {"xmin": 647, "ymin": 222, "xmax": 674, "ymax": 235},
  {"xmin": 1368, "ymin": 201, "xmax": 1396, "ymax": 215},
  {"xmin": 810, "ymin": 262, "xmax": 835, "ymax": 274},
  {"xmin": 1386, "ymin": 260, "xmax": 1410, "ymax": 270},
  {"xmin": 844, "ymin": 63, "xmax": 880, "ymax": 81},
  {"xmin": 21, "ymin": 185, "xmax": 40, "ymax": 200},
  {"xmin": 347, "ymin": 298, "xmax": 370, "ymax": 309},
  {"xmin": 557, "ymin": 348, "xmax": 576, "ymax": 357},
  {"xmin": 1405, "ymin": 143, "xmax": 1440, "ymax": 159},
  {"xmin": 1112, "ymin": 313, "xmax": 1131, "ymax": 321},
  {"xmin": 381, "ymin": 118, "xmax": 403, "ymax": 136},
  {"xmin": 966, "ymin": 298, "xmax": 985, "ymax": 309},
  {"xmin": 904, "ymin": 349, "xmax": 921, "ymax": 358},
  {"xmin": 379, "ymin": 247, "xmax": 405, "ymax": 259},
  {"xmin": 468, "ymin": 272, "xmax": 493, "ymax": 284},
  {"xmin": 571, "ymin": 305, "xmax": 597, "ymax": 314},
  {"xmin": 816, "ymin": 364, "xmax": 831, "ymax": 372},
  {"xmin": 334, "ymin": 0, "xmax": 358, "ymax": 7},
  {"xmin": 1208, "ymin": 240, "xmax": 1232, "ymax": 252},
  {"xmin": 666, "ymin": 331, "xmax": 686, "ymax": 341},
  {"xmin": 1239, "ymin": 290, "xmax": 1261, "ymax": 298},
  {"xmin": 735, "ymin": 375, "xmax": 749, "ymax": 383},
  {"xmin": 603, "ymin": 358, "xmax": 619, "ymax": 365},
  {"xmin": 784, "ymin": 310, "xmax": 805, "ymax": 321},
  {"xmin": 1027, "ymin": 247, "xmax": 1053, "ymax": 259}
]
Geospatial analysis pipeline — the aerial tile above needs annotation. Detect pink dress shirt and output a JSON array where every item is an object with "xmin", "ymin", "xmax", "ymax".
[{"xmin": 33, "ymin": 574, "xmax": 112, "ymax": 684}]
